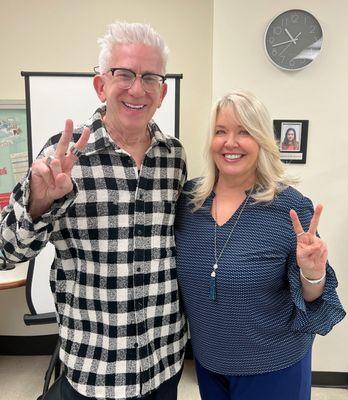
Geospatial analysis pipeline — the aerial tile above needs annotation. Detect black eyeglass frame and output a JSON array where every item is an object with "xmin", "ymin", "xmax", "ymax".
[{"xmin": 108, "ymin": 67, "xmax": 166, "ymax": 84}]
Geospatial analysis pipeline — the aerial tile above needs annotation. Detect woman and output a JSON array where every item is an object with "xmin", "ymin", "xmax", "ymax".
[
  {"xmin": 281, "ymin": 127, "xmax": 300, "ymax": 151},
  {"xmin": 175, "ymin": 90, "xmax": 345, "ymax": 400}
]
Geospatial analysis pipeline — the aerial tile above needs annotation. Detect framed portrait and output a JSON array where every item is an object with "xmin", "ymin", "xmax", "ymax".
[
  {"xmin": 0, "ymin": 100, "xmax": 28, "ymax": 209},
  {"xmin": 273, "ymin": 120, "xmax": 308, "ymax": 164}
]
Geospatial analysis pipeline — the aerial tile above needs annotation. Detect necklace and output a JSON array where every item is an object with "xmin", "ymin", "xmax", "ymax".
[{"xmin": 210, "ymin": 191, "xmax": 252, "ymax": 301}]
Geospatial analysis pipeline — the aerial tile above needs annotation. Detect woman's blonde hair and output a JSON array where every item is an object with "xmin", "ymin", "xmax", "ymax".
[{"xmin": 191, "ymin": 89, "xmax": 297, "ymax": 210}]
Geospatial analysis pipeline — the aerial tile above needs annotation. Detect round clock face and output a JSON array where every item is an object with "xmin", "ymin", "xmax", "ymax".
[{"xmin": 264, "ymin": 9, "xmax": 323, "ymax": 71}]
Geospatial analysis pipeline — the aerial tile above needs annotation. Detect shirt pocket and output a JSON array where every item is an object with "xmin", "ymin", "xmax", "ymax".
[{"xmin": 149, "ymin": 200, "xmax": 176, "ymax": 251}]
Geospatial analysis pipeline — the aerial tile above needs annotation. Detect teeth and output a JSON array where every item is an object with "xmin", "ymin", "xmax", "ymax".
[
  {"xmin": 124, "ymin": 102, "xmax": 145, "ymax": 110},
  {"xmin": 225, "ymin": 154, "xmax": 242, "ymax": 160}
]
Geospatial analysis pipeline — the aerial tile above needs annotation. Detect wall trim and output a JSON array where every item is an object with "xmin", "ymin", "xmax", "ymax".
[
  {"xmin": 0, "ymin": 334, "xmax": 58, "ymax": 355},
  {"xmin": 312, "ymin": 371, "xmax": 348, "ymax": 388},
  {"xmin": 0, "ymin": 336, "xmax": 347, "ymax": 389}
]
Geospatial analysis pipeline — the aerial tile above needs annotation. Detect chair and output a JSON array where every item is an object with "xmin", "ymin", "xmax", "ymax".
[{"xmin": 23, "ymin": 242, "xmax": 61, "ymax": 400}]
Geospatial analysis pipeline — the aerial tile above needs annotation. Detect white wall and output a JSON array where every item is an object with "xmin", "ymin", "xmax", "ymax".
[{"xmin": 213, "ymin": 0, "xmax": 348, "ymax": 372}]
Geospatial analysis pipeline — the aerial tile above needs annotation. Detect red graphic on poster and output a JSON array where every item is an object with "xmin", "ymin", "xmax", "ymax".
[{"xmin": 0, "ymin": 193, "xmax": 11, "ymax": 209}]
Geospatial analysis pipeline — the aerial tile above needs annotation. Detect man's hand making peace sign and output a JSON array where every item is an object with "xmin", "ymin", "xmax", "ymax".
[{"xmin": 29, "ymin": 120, "xmax": 90, "ymax": 220}]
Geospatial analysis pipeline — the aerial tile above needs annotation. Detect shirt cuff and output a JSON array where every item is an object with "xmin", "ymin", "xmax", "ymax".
[{"xmin": 14, "ymin": 172, "xmax": 78, "ymax": 240}]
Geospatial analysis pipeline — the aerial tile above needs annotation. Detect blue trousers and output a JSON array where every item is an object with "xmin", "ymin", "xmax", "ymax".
[{"xmin": 195, "ymin": 349, "xmax": 311, "ymax": 400}]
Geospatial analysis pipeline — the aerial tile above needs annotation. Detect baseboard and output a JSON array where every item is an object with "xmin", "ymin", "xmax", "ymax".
[
  {"xmin": 312, "ymin": 371, "xmax": 348, "ymax": 388},
  {"xmin": 0, "ymin": 334, "xmax": 58, "ymax": 355},
  {"xmin": 1, "ymin": 335, "xmax": 347, "ymax": 389}
]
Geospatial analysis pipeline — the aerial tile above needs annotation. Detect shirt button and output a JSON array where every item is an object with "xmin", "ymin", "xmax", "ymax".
[
  {"xmin": 134, "ymin": 343, "xmax": 138, "ymax": 348},
  {"xmin": 136, "ymin": 228, "xmax": 142, "ymax": 235},
  {"xmin": 137, "ymin": 267, "xmax": 141, "ymax": 272}
]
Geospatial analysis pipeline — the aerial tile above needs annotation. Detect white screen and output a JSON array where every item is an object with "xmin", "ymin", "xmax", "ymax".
[{"xmin": 28, "ymin": 74, "xmax": 178, "ymax": 159}]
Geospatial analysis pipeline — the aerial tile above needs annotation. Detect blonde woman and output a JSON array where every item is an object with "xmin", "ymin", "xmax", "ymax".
[{"xmin": 175, "ymin": 90, "xmax": 345, "ymax": 400}]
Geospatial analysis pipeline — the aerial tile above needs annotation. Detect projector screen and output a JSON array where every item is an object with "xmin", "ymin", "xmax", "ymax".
[
  {"xmin": 22, "ymin": 71, "xmax": 182, "ymax": 162},
  {"xmin": 21, "ymin": 71, "xmax": 182, "ymax": 315}
]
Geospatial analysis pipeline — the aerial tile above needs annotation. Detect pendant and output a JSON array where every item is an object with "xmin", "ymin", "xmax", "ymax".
[{"xmin": 209, "ymin": 264, "xmax": 218, "ymax": 301}]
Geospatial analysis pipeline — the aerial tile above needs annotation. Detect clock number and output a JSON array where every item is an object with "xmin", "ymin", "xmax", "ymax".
[
  {"xmin": 279, "ymin": 55, "xmax": 286, "ymax": 64},
  {"xmin": 282, "ymin": 18, "xmax": 288, "ymax": 26},
  {"xmin": 273, "ymin": 26, "xmax": 282, "ymax": 35},
  {"xmin": 291, "ymin": 14, "xmax": 299, "ymax": 23},
  {"xmin": 269, "ymin": 36, "xmax": 275, "ymax": 44},
  {"xmin": 272, "ymin": 49, "xmax": 277, "ymax": 56},
  {"xmin": 289, "ymin": 60, "xmax": 295, "ymax": 67},
  {"xmin": 309, "ymin": 25, "xmax": 316, "ymax": 33}
]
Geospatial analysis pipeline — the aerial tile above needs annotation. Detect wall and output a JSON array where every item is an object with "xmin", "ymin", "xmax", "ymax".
[
  {"xmin": 213, "ymin": 0, "xmax": 348, "ymax": 372},
  {"xmin": 1, "ymin": 0, "xmax": 346, "ymax": 374},
  {"xmin": 0, "ymin": 0, "xmax": 213, "ymax": 335}
]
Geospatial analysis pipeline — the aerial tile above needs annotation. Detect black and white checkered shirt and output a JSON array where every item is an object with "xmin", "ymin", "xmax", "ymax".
[{"xmin": 0, "ymin": 107, "xmax": 188, "ymax": 399}]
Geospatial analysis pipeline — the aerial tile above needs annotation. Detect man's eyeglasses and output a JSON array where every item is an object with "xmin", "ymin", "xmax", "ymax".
[{"xmin": 105, "ymin": 68, "xmax": 166, "ymax": 94}]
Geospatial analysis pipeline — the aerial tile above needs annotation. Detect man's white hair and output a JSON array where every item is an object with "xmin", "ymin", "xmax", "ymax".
[{"xmin": 97, "ymin": 21, "xmax": 169, "ymax": 74}]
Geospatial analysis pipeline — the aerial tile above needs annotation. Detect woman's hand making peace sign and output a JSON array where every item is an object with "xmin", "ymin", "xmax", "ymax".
[
  {"xmin": 290, "ymin": 204, "xmax": 328, "ymax": 281},
  {"xmin": 29, "ymin": 120, "xmax": 90, "ymax": 219}
]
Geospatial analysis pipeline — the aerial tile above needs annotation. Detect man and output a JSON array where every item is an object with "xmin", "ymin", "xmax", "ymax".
[{"xmin": 0, "ymin": 21, "xmax": 187, "ymax": 400}]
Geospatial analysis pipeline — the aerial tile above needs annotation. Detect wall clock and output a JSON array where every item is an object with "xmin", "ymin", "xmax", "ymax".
[{"xmin": 264, "ymin": 9, "xmax": 323, "ymax": 71}]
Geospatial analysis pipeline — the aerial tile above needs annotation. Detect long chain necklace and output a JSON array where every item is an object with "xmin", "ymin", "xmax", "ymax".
[{"xmin": 210, "ymin": 191, "xmax": 252, "ymax": 301}]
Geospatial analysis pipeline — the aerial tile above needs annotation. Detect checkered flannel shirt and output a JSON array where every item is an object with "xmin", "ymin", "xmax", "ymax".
[{"xmin": 0, "ymin": 107, "xmax": 188, "ymax": 399}]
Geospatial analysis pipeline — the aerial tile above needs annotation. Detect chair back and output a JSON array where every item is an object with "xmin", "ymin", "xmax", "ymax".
[{"xmin": 24, "ymin": 242, "xmax": 56, "ymax": 325}]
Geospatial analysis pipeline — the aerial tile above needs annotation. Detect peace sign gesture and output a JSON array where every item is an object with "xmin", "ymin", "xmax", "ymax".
[
  {"xmin": 289, "ymin": 205, "xmax": 328, "ymax": 280},
  {"xmin": 29, "ymin": 119, "xmax": 90, "ymax": 219}
]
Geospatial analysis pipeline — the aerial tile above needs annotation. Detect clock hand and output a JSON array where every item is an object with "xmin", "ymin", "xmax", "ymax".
[
  {"xmin": 285, "ymin": 28, "xmax": 297, "ymax": 44},
  {"xmin": 272, "ymin": 38, "xmax": 299, "ymax": 47},
  {"xmin": 279, "ymin": 43, "xmax": 291, "ymax": 56}
]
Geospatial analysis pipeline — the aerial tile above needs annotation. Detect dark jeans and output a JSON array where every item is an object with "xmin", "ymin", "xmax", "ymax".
[{"xmin": 60, "ymin": 368, "xmax": 183, "ymax": 400}]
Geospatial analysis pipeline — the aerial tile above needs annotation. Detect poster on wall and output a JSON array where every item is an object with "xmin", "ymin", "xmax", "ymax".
[{"xmin": 0, "ymin": 100, "xmax": 28, "ymax": 209}]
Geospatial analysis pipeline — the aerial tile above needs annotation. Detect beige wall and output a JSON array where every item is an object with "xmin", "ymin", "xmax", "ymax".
[
  {"xmin": 213, "ymin": 0, "xmax": 348, "ymax": 372},
  {"xmin": 1, "ymin": 0, "xmax": 346, "ymax": 374},
  {"xmin": 0, "ymin": 0, "xmax": 213, "ymax": 335}
]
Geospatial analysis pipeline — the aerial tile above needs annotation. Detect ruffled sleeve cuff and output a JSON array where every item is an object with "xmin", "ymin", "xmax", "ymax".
[{"xmin": 288, "ymin": 261, "xmax": 346, "ymax": 335}]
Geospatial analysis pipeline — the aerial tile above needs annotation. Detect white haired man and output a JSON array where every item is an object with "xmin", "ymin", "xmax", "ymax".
[{"xmin": 0, "ymin": 21, "xmax": 187, "ymax": 400}]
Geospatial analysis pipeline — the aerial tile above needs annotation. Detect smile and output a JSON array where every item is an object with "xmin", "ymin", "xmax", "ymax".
[
  {"xmin": 123, "ymin": 102, "xmax": 146, "ymax": 110},
  {"xmin": 224, "ymin": 154, "xmax": 243, "ymax": 160}
]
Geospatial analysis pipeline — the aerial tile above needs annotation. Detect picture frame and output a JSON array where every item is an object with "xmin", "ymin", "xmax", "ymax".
[
  {"xmin": 0, "ymin": 100, "xmax": 28, "ymax": 209},
  {"xmin": 273, "ymin": 119, "xmax": 308, "ymax": 164}
]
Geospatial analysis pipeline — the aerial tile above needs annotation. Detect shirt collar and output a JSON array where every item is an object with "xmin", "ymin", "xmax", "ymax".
[
  {"xmin": 147, "ymin": 120, "xmax": 172, "ymax": 153},
  {"xmin": 84, "ymin": 106, "xmax": 173, "ymax": 155}
]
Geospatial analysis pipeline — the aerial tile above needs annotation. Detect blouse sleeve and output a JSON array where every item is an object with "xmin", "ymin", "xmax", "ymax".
[{"xmin": 287, "ymin": 196, "xmax": 346, "ymax": 335}]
